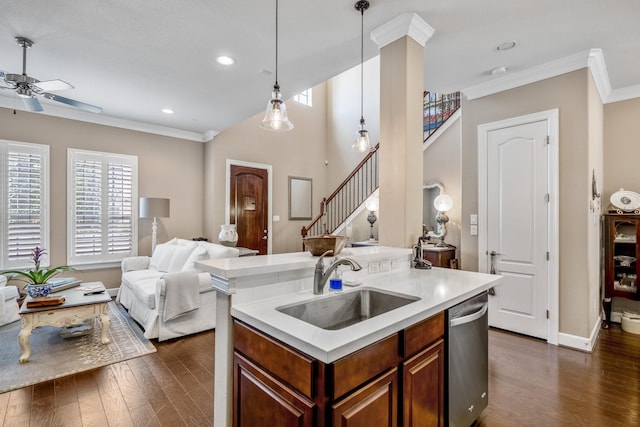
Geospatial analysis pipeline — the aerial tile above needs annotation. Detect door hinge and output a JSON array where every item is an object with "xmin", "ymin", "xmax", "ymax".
[
  {"xmin": 546, "ymin": 310, "xmax": 550, "ymax": 319},
  {"xmin": 546, "ymin": 251, "xmax": 550, "ymax": 261},
  {"xmin": 546, "ymin": 135, "xmax": 550, "ymax": 145},
  {"xmin": 545, "ymin": 193, "xmax": 550, "ymax": 203}
]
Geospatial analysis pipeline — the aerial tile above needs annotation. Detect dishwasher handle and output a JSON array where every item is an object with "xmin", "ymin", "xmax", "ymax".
[{"xmin": 450, "ymin": 303, "xmax": 488, "ymax": 327}]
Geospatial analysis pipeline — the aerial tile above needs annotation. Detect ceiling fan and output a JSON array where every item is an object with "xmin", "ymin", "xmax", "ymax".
[{"xmin": 0, "ymin": 36, "xmax": 102, "ymax": 114}]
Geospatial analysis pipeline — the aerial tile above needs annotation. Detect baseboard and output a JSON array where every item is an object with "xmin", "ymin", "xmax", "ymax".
[
  {"xmin": 107, "ymin": 287, "xmax": 119, "ymax": 298},
  {"xmin": 557, "ymin": 315, "xmax": 601, "ymax": 352}
]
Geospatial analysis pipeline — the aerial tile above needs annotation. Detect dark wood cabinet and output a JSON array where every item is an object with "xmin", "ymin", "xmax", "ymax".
[
  {"xmin": 422, "ymin": 247, "xmax": 456, "ymax": 268},
  {"xmin": 332, "ymin": 368, "xmax": 398, "ymax": 427},
  {"xmin": 402, "ymin": 340, "xmax": 445, "ymax": 427},
  {"xmin": 233, "ymin": 312, "xmax": 444, "ymax": 427},
  {"xmin": 604, "ymin": 214, "xmax": 640, "ymax": 301}
]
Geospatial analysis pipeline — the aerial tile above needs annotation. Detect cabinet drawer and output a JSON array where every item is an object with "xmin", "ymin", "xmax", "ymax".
[
  {"xmin": 403, "ymin": 312, "xmax": 444, "ymax": 358},
  {"xmin": 332, "ymin": 333, "xmax": 399, "ymax": 399},
  {"xmin": 234, "ymin": 321, "xmax": 315, "ymax": 398}
]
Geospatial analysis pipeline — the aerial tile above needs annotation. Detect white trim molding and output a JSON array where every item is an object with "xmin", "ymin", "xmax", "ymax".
[
  {"xmin": 477, "ymin": 109, "xmax": 560, "ymax": 346},
  {"xmin": 463, "ymin": 48, "xmax": 640, "ymax": 105},
  {"xmin": 558, "ymin": 315, "xmax": 601, "ymax": 352},
  {"xmin": 371, "ymin": 13, "xmax": 435, "ymax": 49},
  {"xmin": 225, "ymin": 159, "xmax": 273, "ymax": 254}
]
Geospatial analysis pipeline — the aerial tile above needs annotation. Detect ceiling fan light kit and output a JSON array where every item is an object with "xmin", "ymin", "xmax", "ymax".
[{"xmin": 0, "ymin": 36, "xmax": 102, "ymax": 114}]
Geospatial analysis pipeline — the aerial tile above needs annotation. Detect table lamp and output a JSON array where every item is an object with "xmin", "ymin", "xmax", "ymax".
[{"xmin": 433, "ymin": 194, "xmax": 453, "ymax": 247}]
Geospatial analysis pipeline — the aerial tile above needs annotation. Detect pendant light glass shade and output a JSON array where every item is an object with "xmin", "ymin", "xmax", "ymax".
[
  {"xmin": 259, "ymin": 0, "xmax": 294, "ymax": 131},
  {"xmin": 260, "ymin": 83, "xmax": 294, "ymax": 131},
  {"xmin": 353, "ymin": 0, "xmax": 371, "ymax": 152},
  {"xmin": 353, "ymin": 117, "xmax": 371, "ymax": 152}
]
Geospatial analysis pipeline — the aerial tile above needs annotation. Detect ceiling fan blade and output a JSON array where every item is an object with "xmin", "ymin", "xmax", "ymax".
[
  {"xmin": 43, "ymin": 93, "xmax": 102, "ymax": 113},
  {"xmin": 33, "ymin": 79, "xmax": 74, "ymax": 92},
  {"xmin": 23, "ymin": 96, "xmax": 44, "ymax": 112}
]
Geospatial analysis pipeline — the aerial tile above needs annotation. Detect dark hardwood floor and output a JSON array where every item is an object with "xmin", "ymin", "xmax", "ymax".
[{"xmin": 1, "ymin": 324, "xmax": 638, "ymax": 426}]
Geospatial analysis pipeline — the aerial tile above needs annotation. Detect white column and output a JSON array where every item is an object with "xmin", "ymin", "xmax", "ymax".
[{"xmin": 371, "ymin": 13, "xmax": 434, "ymax": 248}]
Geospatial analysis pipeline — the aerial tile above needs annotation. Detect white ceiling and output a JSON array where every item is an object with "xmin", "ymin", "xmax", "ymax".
[{"xmin": 1, "ymin": 0, "xmax": 639, "ymax": 141}]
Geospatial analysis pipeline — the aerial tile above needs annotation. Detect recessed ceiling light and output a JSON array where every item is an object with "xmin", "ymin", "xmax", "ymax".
[
  {"xmin": 496, "ymin": 40, "xmax": 517, "ymax": 51},
  {"xmin": 217, "ymin": 56, "xmax": 235, "ymax": 66},
  {"xmin": 162, "ymin": 108, "xmax": 174, "ymax": 114}
]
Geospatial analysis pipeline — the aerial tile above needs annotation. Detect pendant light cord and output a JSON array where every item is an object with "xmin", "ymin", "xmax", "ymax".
[
  {"xmin": 275, "ymin": 0, "xmax": 279, "ymax": 88},
  {"xmin": 360, "ymin": 5, "xmax": 364, "ymax": 122}
]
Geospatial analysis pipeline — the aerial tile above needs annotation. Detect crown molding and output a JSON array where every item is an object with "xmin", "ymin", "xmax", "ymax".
[
  {"xmin": 370, "ymin": 12, "xmax": 434, "ymax": 49},
  {"xmin": 463, "ymin": 48, "xmax": 640, "ymax": 105},
  {"xmin": 0, "ymin": 94, "xmax": 218, "ymax": 142}
]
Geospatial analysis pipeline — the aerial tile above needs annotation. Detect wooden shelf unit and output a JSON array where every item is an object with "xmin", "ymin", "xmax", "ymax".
[{"xmin": 604, "ymin": 213, "xmax": 640, "ymax": 301}]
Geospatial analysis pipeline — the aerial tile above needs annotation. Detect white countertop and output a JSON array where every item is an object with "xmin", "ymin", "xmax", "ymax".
[{"xmin": 231, "ymin": 267, "xmax": 501, "ymax": 363}]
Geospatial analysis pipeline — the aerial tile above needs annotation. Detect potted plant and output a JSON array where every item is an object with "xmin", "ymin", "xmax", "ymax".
[{"xmin": 0, "ymin": 247, "xmax": 74, "ymax": 298}]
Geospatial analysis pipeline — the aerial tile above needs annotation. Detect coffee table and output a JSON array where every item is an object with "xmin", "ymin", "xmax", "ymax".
[{"xmin": 18, "ymin": 281, "xmax": 111, "ymax": 363}]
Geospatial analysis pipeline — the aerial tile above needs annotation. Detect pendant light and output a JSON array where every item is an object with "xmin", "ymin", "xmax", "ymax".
[
  {"xmin": 353, "ymin": 0, "xmax": 371, "ymax": 152},
  {"xmin": 260, "ymin": 0, "xmax": 294, "ymax": 131}
]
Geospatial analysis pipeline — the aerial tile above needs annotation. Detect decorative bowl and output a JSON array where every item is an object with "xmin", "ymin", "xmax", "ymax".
[
  {"xmin": 26, "ymin": 283, "xmax": 53, "ymax": 298},
  {"xmin": 303, "ymin": 235, "xmax": 349, "ymax": 256}
]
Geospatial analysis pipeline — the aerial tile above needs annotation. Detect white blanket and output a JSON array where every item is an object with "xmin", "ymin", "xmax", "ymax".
[{"xmin": 161, "ymin": 271, "xmax": 201, "ymax": 321}]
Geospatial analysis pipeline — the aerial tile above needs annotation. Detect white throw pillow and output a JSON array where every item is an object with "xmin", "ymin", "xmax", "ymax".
[
  {"xmin": 167, "ymin": 245, "xmax": 197, "ymax": 272},
  {"xmin": 200, "ymin": 242, "xmax": 240, "ymax": 259},
  {"xmin": 150, "ymin": 244, "xmax": 182, "ymax": 272},
  {"xmin": 182, "ymin": 246, "xmax": 209, "ymax": 271}
]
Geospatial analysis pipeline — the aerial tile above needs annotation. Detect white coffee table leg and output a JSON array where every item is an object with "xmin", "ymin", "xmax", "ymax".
[
  {"xmin": 99, "ymin": 303, "xmax": 111, "ymax": 344},
  {"xmin": 18, "ymin": 315, "xmax": 33, "ymax": 363}
]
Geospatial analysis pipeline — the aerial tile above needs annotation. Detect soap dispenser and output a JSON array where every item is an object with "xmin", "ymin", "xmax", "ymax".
[{"xmin": 329, "ymin": 267, "xmax": 343, "ymax": 292}]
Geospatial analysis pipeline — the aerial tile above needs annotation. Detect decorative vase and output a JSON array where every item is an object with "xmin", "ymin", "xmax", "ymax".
[
  {"xmin": 26, "ymin": 283, "xmax": 53, "ymax": 298},
  {"xmin": 218, "ymin": 224, "xmax": 239, "ymax": 247}
]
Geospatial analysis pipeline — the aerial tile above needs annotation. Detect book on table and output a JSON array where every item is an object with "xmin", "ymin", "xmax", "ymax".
[{"xmin": 47, "ymin": 277, "xmax": 81, "ymax": 292}]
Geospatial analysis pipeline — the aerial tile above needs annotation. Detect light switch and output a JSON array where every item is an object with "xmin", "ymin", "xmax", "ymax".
[
  {"xmin": 273, "ymin": 215, "xmax": 280, "ymax": 222},
  {"xmin": 470, "ymin": 214, "xmax": 478, "ymax": 225},
  {"xmin": 470, "ymin": 225, "xmax": 478, "ymax": 236}
]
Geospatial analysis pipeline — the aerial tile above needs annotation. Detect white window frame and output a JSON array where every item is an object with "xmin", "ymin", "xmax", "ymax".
[
  {"xmin": 67, "ymin": 148, "xmax": 138, "ymax": 268},
  {"xmin": 293, "ymin": 88, "xmax": 313, "ymax": 107},
  {"xmin": 0, "ymin": 139, "xmax": 50, "ymax": 270}
]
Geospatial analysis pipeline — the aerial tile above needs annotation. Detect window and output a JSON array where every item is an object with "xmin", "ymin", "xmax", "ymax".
[
  {"xmin": 293, "ymin": 88, "xmax": 312, "ymax": 107},
  {"xmin": 0, "ymin": 140, "xmax": 49, "ymax": 269},
  {"xmin": 67, "ymin": 149, "xmax": 138, "ymax": 267}
]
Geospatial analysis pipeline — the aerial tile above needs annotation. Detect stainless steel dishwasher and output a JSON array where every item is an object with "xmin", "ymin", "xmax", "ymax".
[{"xmin": 446, "ymin": 292, "xmax": 489, "ymax": 427}]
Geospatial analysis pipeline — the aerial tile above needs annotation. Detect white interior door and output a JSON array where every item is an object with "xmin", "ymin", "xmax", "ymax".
[{"xmin": 485, "ymin": 119, "xmax": 549, "ymax": 339}]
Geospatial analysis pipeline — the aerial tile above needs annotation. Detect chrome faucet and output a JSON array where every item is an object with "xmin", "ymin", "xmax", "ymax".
[{"xmin": 313, "ymin": 250, "xmax": 363, "ymax": 295}]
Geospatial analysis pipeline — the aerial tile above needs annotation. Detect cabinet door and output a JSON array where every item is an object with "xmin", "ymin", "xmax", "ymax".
[
  {"xmin": 332, "ymin": 368, "xmax": 398, "ymax": 427},
  {"xmin": 402, "ymin": 340, "xmax": 445, "ymax": 427},
  {"xmin": 234, "ymin": 352, "xmax": 315, "ymax": 427},
  {"xmin": 605, "ymin": 215, "xmax": 640, "ymax": 299}
]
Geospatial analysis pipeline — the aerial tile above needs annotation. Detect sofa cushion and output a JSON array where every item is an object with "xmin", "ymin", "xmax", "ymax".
[
  {"xmin": 200, "ymin": 242, "xmax": 240, "ymax": 259},
  {"xmin": 182, "ymin": 246, "xmax": 209, "ymax": 271},
  {"xmin": 122, "ymin": 269, "xmax": 164, "ymax": 309},
  {"xmin": 167, "ymin": 245, "xmax": 197, "ymax": 272}
]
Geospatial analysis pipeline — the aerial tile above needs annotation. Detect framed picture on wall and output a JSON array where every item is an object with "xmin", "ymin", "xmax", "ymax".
[{"xmin": 289, "ymin": 176, "xmax": 312, "ymax": 220}]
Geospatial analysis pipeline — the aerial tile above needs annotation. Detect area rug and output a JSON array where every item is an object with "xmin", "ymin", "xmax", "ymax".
[{"xmin": 0, "ymin": 301, "xmax": 156, "ymax": 393}]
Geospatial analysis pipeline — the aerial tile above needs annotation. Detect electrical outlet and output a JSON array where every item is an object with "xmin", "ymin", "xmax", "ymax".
[
  {"xmin": 470, "ymin": 225, "xmax": 478, "ymax": 236},
  {"xmin": 380, "ymin": 260, "xmax": 390, "ymax": 272},
  {"xmin": 368, "ymin": 261, "xmax": 380, "ymax": 274}
]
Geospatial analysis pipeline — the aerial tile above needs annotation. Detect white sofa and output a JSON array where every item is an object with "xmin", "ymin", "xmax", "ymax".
[
  {"xmin": 0, "ymin": 275, "xmax": 20, "ymax": 327},
  {"xmin": 117, "ymin": 238, "xmax": 240, "ymax": 341}
]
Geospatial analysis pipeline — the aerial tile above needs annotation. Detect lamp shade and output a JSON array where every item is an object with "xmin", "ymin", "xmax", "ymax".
[
  {"xmin": 365, "ymin": 194, "xmax": 379, "ymax": 211},
  {"xmin": 140, "ymin": 198, "xmax": 170, "ymax": 218},
  {"xmin": 433, "ymin": 194, "xmax": 453, "ymax": 212}
]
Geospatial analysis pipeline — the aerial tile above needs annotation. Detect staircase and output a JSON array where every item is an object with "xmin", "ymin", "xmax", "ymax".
[{"xmin": 301, "ymin": 91, "xmax": 460, "ymax": 243}]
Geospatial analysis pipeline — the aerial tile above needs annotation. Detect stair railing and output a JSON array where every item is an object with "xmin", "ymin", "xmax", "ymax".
[
  {"xmin": 424, "ymin": 91, "xmax": 460, "ymax": 142},
  {"xmin": 302, "ymin": 143, "xmax": 379, "ymax": 242}
]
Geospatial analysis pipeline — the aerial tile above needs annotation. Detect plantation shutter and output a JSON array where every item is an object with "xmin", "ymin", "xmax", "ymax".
[
  {"xmin": 1, "ymin": 141, "xmax": 50, "ymax": 269},
  {"xmin": 68, "ymin": 149, "xmax": 137, "ymax": 265}
]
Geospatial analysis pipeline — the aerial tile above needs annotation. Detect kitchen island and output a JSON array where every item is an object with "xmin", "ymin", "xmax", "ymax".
[{"xmin": 197, "ymin": 246, "xmax": 501, "ymax": 427}]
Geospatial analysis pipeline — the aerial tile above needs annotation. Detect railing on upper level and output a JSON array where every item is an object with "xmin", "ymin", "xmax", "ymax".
[
  {"xmin": 301, "ymin": 143, "xmax": 379, "ymax": 242},
  {"xmin": 424, "ymin": 91, "xmax": 460, "ymax": 142}
]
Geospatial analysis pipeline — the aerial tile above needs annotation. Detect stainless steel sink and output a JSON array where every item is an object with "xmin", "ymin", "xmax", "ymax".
[{"xmin": 276, "ymin": 287, "xmax": 420, "ymax": 330}]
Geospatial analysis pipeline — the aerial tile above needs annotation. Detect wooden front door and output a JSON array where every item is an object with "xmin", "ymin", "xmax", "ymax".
[{"xmin": 230, "ymin": 165, "xmax": 268, "ymax": 254}]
